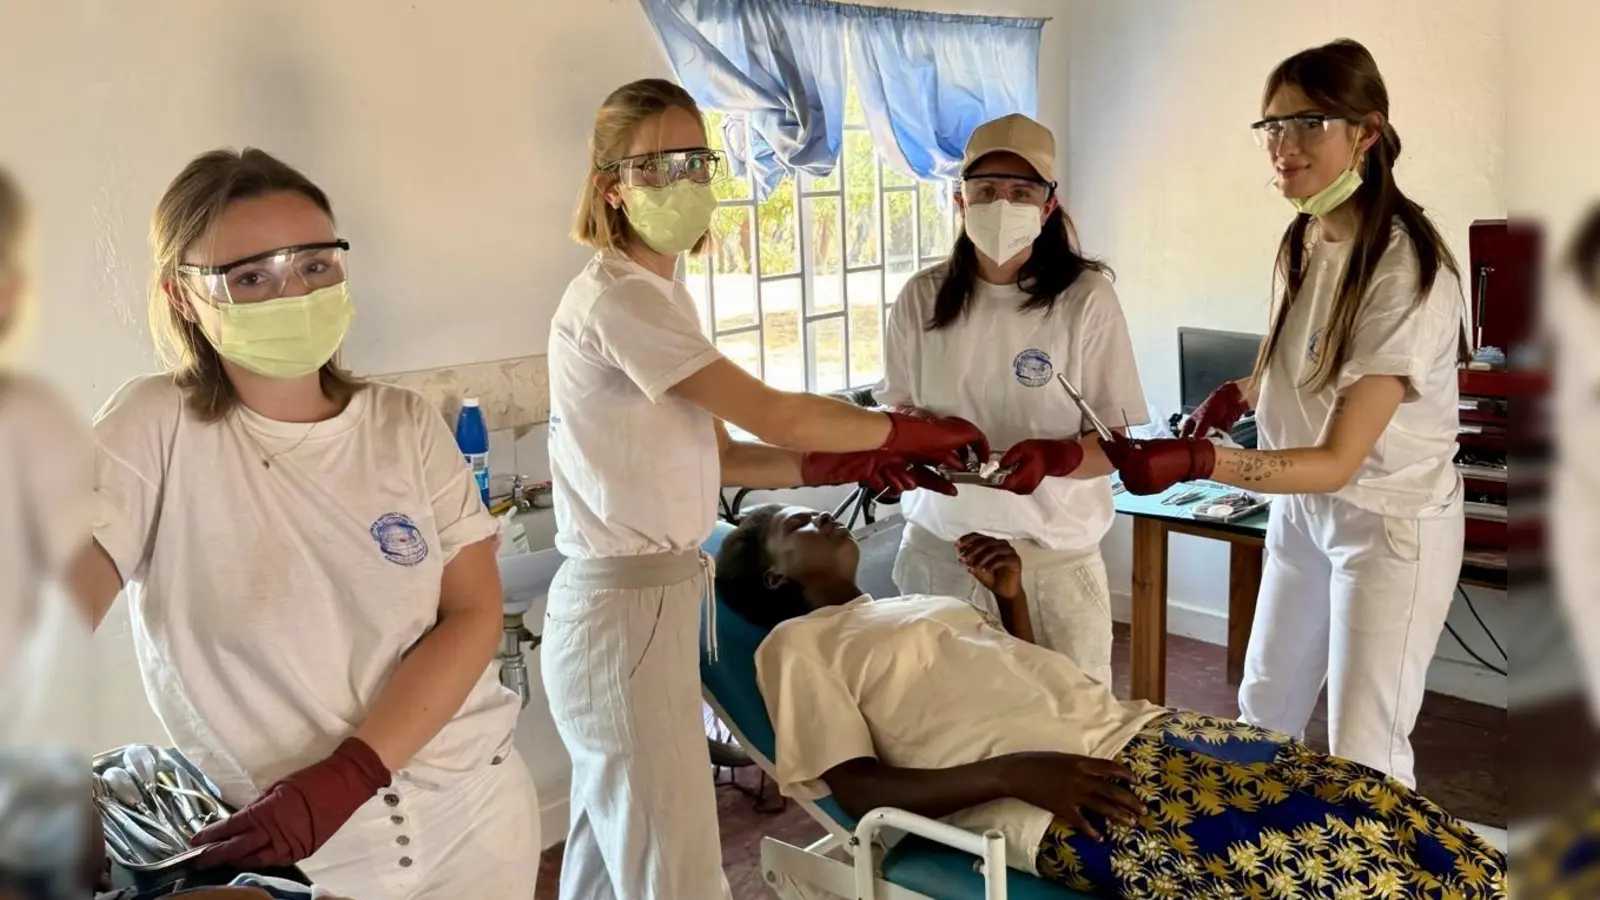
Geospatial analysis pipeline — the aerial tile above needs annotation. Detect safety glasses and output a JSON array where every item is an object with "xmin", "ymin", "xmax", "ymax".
[
  {"xmin": 959, "ymin": 175, "xmax": 1054, "ymax": 207},
  {"xmin": 1250, "ymin": 114, "xmax": 1348, "ymax": 151},
  {"xmin": 177, "ymin": 240, "xmax": 350, "ymax": 305},
  {"xmin": 602, "ymin": 149, "xmax": 726, "ymax": 188}
]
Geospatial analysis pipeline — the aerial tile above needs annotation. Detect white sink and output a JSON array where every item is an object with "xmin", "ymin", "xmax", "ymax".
[{"xmin": 499, "ymin": 547, "xmax": 564, "ymax": 618}]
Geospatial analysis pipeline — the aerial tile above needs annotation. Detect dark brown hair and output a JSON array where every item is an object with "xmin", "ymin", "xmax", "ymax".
[
  {"xmin": 151, "ymin": 148, "xmax": 363, "ymax": 421},
  {"xmin": 1251, "ymin": 39, "xmax": 1467, "ymax": 391},
  {"xmin": 1568, "ymin": 205, "xmax": 1600, "ymax": 298},
  {"xmin": 928, "ymin": 201, "xmax": 1111, "ymax": 330}
]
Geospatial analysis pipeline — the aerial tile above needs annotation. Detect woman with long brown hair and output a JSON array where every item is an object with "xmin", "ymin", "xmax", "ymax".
[
  {"xmin": 544, "ymin": 79, "xmax": 981, "ymax": 900},
  {"xmin": 73, "ymin": 149, "xmax": 539, "ymax": 898},
  {"xmin": 876, "ymin": 114, "xmax": 1146, "ymax": 686},
  {"xmin": 1105, "ymin": 39, "xmax": 1471, "ymax": 790}
]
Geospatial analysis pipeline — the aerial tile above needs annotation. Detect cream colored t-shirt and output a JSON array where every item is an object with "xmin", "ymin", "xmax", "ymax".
[
  {"xmin": 875, "ymin": 266, "xmax": 1149, "ymax": 552},
  {"xmin": 92, "ymin": 376, "xmax": 515, "ymax": 806},
  {"xmin": 547, "ymin": 252, "xmax": 724, "ymax": 558},
  {"xmin": 755, "ymin": 594, "xmax": 1166, "ymax": 874},
  {"xmin": 1256, "ymin": 223, "xmax": 1469, "ymax": 518}
]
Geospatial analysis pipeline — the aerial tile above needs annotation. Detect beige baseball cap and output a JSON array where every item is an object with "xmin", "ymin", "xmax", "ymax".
[{"xmin": 960, "ymin": 113, "xmax": 1056, "ymax": 184}]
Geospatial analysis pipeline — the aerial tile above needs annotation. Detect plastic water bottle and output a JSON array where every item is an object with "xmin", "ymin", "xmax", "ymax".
[{"xmin": 455, "ymin": 397, "xmax": 490, "ymax": 508}]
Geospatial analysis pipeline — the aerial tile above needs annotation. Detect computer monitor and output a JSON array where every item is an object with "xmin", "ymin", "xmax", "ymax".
[{"xmin": 1178, "ymin": 327, "xmax": 1264, "ymax": 413}]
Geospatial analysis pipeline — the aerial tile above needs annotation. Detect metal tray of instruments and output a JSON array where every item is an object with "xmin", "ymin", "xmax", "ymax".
[
  {"xmin": 91, "ymin": 743, "xmax": 234, "ymax": 873},
  {"xmin": 937, "ymin": 448, "xmax": 1016, "ymax": 487}
]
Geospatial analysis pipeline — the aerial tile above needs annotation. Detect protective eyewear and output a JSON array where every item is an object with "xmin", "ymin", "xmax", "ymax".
[
  {"xmin": 177, "ymin": 240, "xmax": 350, "ymax": 305},
  {"xmin": 959, "ymin": 175, "xmax": 1054, "ymax": 207},
  {"xmin": 602, "ymin": 149, "xmax": 725, "ymax": 188},
  {"xmin": 1250, "ymin": 114, "xmax": 1347, "ymax": 150}
]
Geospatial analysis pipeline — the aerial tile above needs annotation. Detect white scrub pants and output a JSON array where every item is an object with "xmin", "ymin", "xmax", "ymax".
[
  {"xmin": 299, "ymin": 750, "xmax": 539, "ymax": 900},
  {"xmin": 1238, "ymin": 493, "xmax": 1463, "ymax": 788},
  {"xmin": 893, "ymin": 522, "xmax": 1115, "ymax": 687},
  {"xmin": 541, "ymin": 550, "xmax": 730, "ymax": 900}
]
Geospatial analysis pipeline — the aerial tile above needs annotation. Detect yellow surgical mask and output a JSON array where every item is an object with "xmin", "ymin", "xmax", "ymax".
[
  {"xmin": 621, "ymin": 181, "xmax": 717, "ymax": 255},
  {"xmin": 192, "ymin": 281, "xmax": 354, "ymax": 379},
  {"xmin": 1290, "ymin": 136, "xmax": 1365, "ymax": 216}
]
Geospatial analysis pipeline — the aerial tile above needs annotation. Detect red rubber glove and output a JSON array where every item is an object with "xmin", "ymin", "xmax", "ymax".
[
  {"xmin": 998, "ymin": 439, "xmax": 1085, "ymax": 495},
  {"xmin": 1102, "ymin": 435, "xmax": 1217, "ymax": 495},
  {"xmin": 800, "ymin": 451, "xmax": 957, "ymax": 500},
  {"xmin": 190, "ymin": 738, "xmax": 391, "ymax": 870},
  {"xmin": 881, "ymin": 412, "xmax": 989, "ymax": 469},
  {"xmin": 1179, "ymin": 381, "xmax": 1251, "ymax": 439}
]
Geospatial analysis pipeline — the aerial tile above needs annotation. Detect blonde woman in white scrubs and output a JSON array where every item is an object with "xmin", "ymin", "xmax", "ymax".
[
  {"xmin": 1106, "ymin": 40, "xmax": 1470, "ymax": 789},
  {"xmin": 545, "ymin": 79, "xmax": 982, "ymax": 900},
  {"xmin": 877, "ymin": 114, "xmax": 1147, "ymax": 687},
  {"xmin": 74, "ymin": 149, "xmax": 538, "ymax": 899}
]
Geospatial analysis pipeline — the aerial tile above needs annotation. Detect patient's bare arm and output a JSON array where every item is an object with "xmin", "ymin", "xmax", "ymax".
[
  {"xmin": 822, "ymin": 752, "xmax": 1145, "ymax": 842},
  {"xmin": 956, "ymin": 534, "xmax": 1034, "ymax": 643}
]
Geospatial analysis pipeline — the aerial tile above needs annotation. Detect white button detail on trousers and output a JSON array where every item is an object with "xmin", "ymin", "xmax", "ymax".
[
  {"xmin": 296, "ymin": 750, "xmax": 539, "ymax": 900},
  {"xmin": 1237, "ymin": 492, "xmax": 1463, "ymax": 788},
  {"xmin": 892, "ymin": 522, "xmax": 1115, "ymax": 688},
  {"xmin": 541, "ymin": 552, "xmax": 732, "ymax": 900}
]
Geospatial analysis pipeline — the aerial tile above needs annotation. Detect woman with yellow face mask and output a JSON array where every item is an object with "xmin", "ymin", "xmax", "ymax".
[
  {"xmin": 73, "ymin": 150, "xmax": 540, "ymax": 899},
  {"xmin": 544, "ymin": 79, "xmax": 984, "ymax": 900}
]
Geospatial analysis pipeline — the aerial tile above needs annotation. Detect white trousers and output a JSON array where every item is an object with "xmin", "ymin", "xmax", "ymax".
[
  {"xmin": 892, "ymin": 522, "xmax": 1115, "ymax": 687},
  {"xmin": 298, "ymin": 750, "xmax": 539, "ymax": 900},
  {"xmin": 1238, "ymin": 492, "xmax": 1463, "ymax": 788},
  {"xmin": 541, "ymin": 551, "xmax": 730, "ymax": 900}
]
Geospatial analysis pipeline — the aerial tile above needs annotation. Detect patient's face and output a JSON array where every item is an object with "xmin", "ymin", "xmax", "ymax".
[{"xmin": 763, "ymin": 506, "xmax": 859, "ymax": 596}]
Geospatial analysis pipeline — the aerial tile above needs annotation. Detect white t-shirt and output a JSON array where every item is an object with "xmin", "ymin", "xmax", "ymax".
[
  {"xmin": 547, "ymin": 252, "xmax": 724, "ymax": 558},
  {"xmin": 1256, "ymin": 223, "xmax": 1468, "ymax": 518},
  {"xmin": 0, "ymin": 377, "xmax": 93, "ymax": 739},
  {"xmin": 756, "ymin": 594, "xmax": 1166, "ymax": 874},
  {"xmin": 875, "ymin": 266, "xmax": 1149, "ymax": 551},
  {"xmin": 92, "ymin": 376, "xmax": 515, "ymax": 806}
]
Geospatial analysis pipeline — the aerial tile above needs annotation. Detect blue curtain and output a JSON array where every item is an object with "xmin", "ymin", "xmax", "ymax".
[
  {"xmin": 637, "ymin": 0, "xmax": 1046, "ymax": 193},
  {"xmin": 637, "ymin": 0, "xmax": 849, "ymax": 200},
  {"xmin": 843, "ymin": 6, "xmax": 1045, "ymax": 181}
]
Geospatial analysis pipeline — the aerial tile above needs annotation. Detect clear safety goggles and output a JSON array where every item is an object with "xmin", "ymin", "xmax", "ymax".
[
  {"xmin": 959, "ymin": 175, "xmax": 1054, "ymax": 207},
  {"xmin": 602, "ymin": 149, "xmax": 725, "ymax": 188},
  {"xmin": 1250, "ymin": 114, "xmax": 1348, "ymax": 151},
  {"xmin": 177, "ymin": 240, "xmax": 350, "ymax": 305}
]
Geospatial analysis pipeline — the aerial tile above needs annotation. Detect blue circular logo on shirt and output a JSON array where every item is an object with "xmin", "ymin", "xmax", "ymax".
[
  {"xmin": 1307, "ymin": 327, "xmax": 1324, "ymax": 363},
  {"xmin": 370, "ymin": 513, "xmax": 429, "ymax": 567},
  {"xmin": 1013, "ymin": 349, "xmax": 1053, "ymax": 387}
]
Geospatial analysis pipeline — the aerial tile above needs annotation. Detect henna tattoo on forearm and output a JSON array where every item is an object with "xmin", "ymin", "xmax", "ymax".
[{"xmin": 1231, "ymin": 452, "xmax": 1295, "ymax": 484}]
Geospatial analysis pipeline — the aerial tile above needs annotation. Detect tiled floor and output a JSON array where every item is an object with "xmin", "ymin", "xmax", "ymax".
[{"xmin": 534, "ymin": 623, "xmax": 1506, "ymax": 899}]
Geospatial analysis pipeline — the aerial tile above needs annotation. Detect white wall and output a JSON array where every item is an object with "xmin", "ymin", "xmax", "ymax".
[{"xmin": 1065, "ymin": 0, "xmax": 1515, "ymax": 705}]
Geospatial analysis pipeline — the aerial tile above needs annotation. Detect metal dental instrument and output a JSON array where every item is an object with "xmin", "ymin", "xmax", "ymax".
[{"xmin": 1056, "ymin": 374, "xmax": 1116, "ymax": 443}]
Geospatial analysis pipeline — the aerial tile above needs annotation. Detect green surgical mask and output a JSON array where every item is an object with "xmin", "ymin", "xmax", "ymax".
[
  {"xmin": 192, "ymin": 281, "xmax": 354, "ymax": 379},
  {"xmin": 621, "ymin": 180, "xmax": 717, "ymax": 255}
]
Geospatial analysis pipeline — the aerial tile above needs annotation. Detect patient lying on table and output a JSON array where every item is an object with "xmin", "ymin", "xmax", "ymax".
[{"xmin": 715, "ymin": 504, "xmax": 1506, "ymax": 899}]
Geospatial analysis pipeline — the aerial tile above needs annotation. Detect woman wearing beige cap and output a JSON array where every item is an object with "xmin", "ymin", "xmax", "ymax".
[{"xmin": 874, "ymin": 114, "xmax": 1148, "ymax": 685}]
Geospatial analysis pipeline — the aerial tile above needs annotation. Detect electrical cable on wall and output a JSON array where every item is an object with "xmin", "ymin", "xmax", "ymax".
[{"xmin": 1458, "ymin": 583, "xmax": 1507, "ymax": 661}]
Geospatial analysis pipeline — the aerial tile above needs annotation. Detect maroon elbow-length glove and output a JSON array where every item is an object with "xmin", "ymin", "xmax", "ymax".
[
  {"xmin": 880, "ymin": 411, "xmax": 989, "ymax": 470},
  {"xmin": 1103, "ymin": 435, "xmax": 1217, "ymax": 496},
  {"xmin": 800, "ymin": 451, "xmax": 958, "ymax": 501},
  {"xmin": 998, "ymin": 439, "xmax": 1086, "ymax": 495},
  {"xmin": 190, "ymin": 737, "xmax": 391, "ymax": 870},
  {"xmin": 1179, "ymin": 381, "xmax": 1251, "ymax": 439}
]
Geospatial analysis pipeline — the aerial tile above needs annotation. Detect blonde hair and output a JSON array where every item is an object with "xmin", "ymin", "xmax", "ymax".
[
  {"xmin": 571, "ymin": 78, "xmax": 712, "ymax": 255},
  {"xmin": 149, "ymin": 148, "xmax": 363, "ymax": 421}
]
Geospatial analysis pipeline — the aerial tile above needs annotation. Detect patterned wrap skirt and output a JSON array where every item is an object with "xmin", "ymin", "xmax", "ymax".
[{"xmin": 1036, "ymin": 711, "xmax": 1506, "ymax": 899}]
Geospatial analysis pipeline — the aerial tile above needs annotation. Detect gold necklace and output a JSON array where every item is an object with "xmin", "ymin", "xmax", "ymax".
[{"xmin": 235, "ymin": 410, "xmax": 320, "ymax": 469}]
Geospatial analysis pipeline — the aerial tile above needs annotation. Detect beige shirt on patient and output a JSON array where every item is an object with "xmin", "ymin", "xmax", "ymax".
[{"xmin": 755, "ymin": 595, "xmax": 1166, "ymax": 874}]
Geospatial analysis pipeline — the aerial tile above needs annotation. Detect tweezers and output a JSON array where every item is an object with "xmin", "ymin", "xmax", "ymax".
[{"xmin": 1056, "ymin": 374, "xmax": 1116, "ymax": 443}]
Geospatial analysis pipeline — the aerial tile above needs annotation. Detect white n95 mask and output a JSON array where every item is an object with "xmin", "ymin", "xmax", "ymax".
[{"xmin": 964, "ymin": 200, "xmax": 1042, "ymax": 265}]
